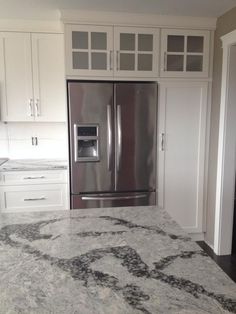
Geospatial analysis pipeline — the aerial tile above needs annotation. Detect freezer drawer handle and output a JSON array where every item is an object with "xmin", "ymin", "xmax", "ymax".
[
  {"xmin": 23, "ymin": 197, "xmax": 46, "ymax": 201},
  {"xmin": 81, "ymin": 194, "xmax": 147, "ymax": 201},
  {"xmin": 117, "ymin": 105, "xmax": 122, "ymax": 171},
  {"xmin": 107, "ymin": 105, "xmax": 112, "ymax": 171}
]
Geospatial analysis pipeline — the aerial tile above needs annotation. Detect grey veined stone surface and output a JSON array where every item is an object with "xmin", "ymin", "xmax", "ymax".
[
  {"xmin": 0, "ymin": 206, "xmax": 235, "ymax": 314},
  {"xmin": 0, "ymin": 158, "xmax": 68, "ymax": 172}
]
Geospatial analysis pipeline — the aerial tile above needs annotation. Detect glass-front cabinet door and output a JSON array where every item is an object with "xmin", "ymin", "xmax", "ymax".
[
  {"xmin": 114, "ymin": 27, "xmax": 159, "ymax": 78},
  {"xmin": 160, "ymin": 29, "xmax": 210, "ymax": 77},
  {"xmin": 65, "ymin": 24, "xmax": 113, "ymax": 77}
]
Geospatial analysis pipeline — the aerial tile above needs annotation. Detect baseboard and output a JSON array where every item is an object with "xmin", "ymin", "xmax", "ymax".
[
  {"xmin": 188, "ymin": 232, "xmax": 204, "ymax": 241},
  {"xmin": 204, "ymin": 239, "xmax": 214, "ymax": 251}
]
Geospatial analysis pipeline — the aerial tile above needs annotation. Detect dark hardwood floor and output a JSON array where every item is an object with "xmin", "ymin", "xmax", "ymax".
[{"xmin": 197, "ymin": 241, "xmax": 236, "ymax": 283}]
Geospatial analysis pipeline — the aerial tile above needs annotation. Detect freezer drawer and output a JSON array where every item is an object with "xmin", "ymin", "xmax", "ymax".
[{"xmin": 71, "ymin": 192, "xmax": 156, "ymax": 209}]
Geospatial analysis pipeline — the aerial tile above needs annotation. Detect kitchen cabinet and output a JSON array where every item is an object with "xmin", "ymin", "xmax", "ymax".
[
  {"xmin": 0, "ymin": 32, "xmax": 66, "ymax": 122},
  {"xmin": 158, "ymin": 81, "xmax": 208, "ymax": 235},
  {"xmin": 0, "ymin": 169, "xmax": 68, "ymax": 212},
  {"xmin": 65, "ymin": 24, "xmax": 159, "ymax": 78},
  {"xmin": 160, "ymin": 29, "xmax": 210, "ymax": 77},
  {"xmin": 65, "ymin": 25, "xmax": 113, "ymax": 77}
]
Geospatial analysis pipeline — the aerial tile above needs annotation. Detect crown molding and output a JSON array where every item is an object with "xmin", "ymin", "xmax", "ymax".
[
  {"xmin": 60, "ymin": 9, "xmax": 216, "ymax": 30},
  {"xmin": 0, "ymin": 19, "xmax": 63, "ymax": 33}
]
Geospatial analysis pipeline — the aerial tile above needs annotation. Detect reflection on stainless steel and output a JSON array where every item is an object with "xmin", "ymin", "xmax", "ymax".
[{"xmin": 68, "ymin": 82, "xmax": 157, "ymax": 209}]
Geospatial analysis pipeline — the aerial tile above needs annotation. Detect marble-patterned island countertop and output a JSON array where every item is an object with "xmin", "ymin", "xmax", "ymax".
[
  {"xmin": 0, "ymin": 206, "xmax": 236, "ymax": 314},
  {"xmin": 0, "ymin": 158, "xmax": 68, "ymax": 172}
]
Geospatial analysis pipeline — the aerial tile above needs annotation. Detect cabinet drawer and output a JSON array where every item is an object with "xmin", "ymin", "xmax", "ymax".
[
  {"xmin": 0, "ymin": 170, "xmax": 67, "ymax": 185},
  {"xmin": 0, "ymin": 184, "xmax": 68, "ymax": 212}
]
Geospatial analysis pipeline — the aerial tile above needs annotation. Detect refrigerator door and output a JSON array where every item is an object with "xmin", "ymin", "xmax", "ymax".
[
  {"xmin": 115, "ymin": 82, "xmax": 157, "ymax": 191},
  {"xmin": 68, "ymin": 82, "xmax": 115, "ymax": 193},
  {"xmin": 71, "ymin": 191, "xmax": 156, "ymax": 209}
]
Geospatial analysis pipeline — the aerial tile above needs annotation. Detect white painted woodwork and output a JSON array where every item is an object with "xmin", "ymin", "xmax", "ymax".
[
  {"xmin": 0, "ymin": 169, "xmax": 68, "ymax": 212},
  {"xmin": 0, "ymin": 32, "xmax": 34, "ymax": 121},
  {"xmin": 65, "ymin": 24, "xmax": 113, "ymax": 77},
  {"xmin": 160, "ymin": 29, "xmax": 210, "ymax": 78},
  {"xmin": 214, "ymin": 30, "xmax": 236, "ymax": 255},
  {"xmin": 0, "ymin": 170, "xmax": 67, "ymax": 186},
  {"xmin": 0, "ymin": 32, "xmax": 66, "ymax": 122},
  {"xmin": 31, "ymin": 33, "xmax": 66, "ymax": 122},
  {"xmin": 114, "ymin": 26, "xmax": 159, "ymax": 78},
  {"xmin": 158, "ymin": 81, "xmax": 208, "ymax": 233},
  {"xmin": 0, "ymin": 184, "xmax": 67, "ymax": 212}
]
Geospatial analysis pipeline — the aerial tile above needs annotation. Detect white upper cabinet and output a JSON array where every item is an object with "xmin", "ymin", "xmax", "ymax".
[
  {"xmin": 65, "ymin": 25, "xmax": 160, "ymax": 78},
  {"xmin": 31, "ymin": 33, "xmax": 66, "ymax": 122},
  {"xmin": 65, "ymin": 25, "xmax": 113, "ymax": 77},
  {"xmin": 114, "ymin": 27, "xmax": 159, "ymax": 78},
  {"xmin": 160, "ymin": 29, "xmax": 210, "ymax": 77},
  {"xmin": 0, "ymin": 33, "xmax": 34, "ymax": 121},
  {"xmin": 0, "ymin": 32, "xmax": 66, "ymax": 122}
]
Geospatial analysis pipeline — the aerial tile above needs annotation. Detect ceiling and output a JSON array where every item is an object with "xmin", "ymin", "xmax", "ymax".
[{"xmin": 0, "ymin": 0, "xmax": 235, "ymax": 20}]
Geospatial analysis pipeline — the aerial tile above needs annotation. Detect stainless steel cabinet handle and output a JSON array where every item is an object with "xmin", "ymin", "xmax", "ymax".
[
  {"xmin": 24, "ymin": 197, "xmax": 46, "ymax": 201},
  {"xmin": 117, "ymin": 105, "xmax": 122, "ymax": 171},
  {"xmin": 35, "ymin": 99, "xmax": 40, "ymax": 116},
  {"xmin": 107, "ymin": 105, "xmax": 112, "ymax": 171},
  {"xmin": 29, "ymin": 99, "xmax": 34, "ymax": 116},
  {"xmin": 23, "ymin": 176, "xmax": 45, "ymax": 180},
  {"xmin": 160, "ymin": 133, "xmax": 165, "ymax": 151},
  {"xmin": 109, "ymin": 51, "xmax": 113, "ymax": 71},
  {"xmin": 82, "ymin": 194, "xmax": 147, "ymax": 201}
]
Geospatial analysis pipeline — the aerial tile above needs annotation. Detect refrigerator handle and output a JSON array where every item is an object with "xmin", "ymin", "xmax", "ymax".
[
  {"xmin": 81, "ymin": 194, "xmax": 147, "ymax": 201},
  {"xmin": 117, "ymin": 105, "xmax": 122, "ymax": 171},
  {"xmin": 107, "ymin": 105, "xmax": 112, "ymax": 171}
]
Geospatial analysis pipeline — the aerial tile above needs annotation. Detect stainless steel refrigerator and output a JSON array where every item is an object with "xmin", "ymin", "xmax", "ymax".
[{"xmin": 68, "ymin": 81, "xmax": 157, "ymax": 209}]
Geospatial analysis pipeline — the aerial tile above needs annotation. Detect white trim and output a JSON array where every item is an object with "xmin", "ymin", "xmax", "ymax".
[
  {"xmin": 189, "ymin": 232, "xmax": 204, "ymax": 241},
  {"xmin": 0, "ymin": 19, "xmax": 63, "ymax": 33},
  {"xmin": 214, "ymin": 29, "xmax": 236, "ymax": 255},
  {"xmin": 60, "ymin": 10, "xmax": 216, "ymax": 30}
]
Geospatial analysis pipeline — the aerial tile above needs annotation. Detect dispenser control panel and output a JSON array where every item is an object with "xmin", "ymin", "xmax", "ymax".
[{"xmin": 74, "ymin": 124, "xmax": 99, "ymax": 162}]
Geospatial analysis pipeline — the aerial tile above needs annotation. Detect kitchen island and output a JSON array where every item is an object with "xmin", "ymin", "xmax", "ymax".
[{"xmin": 0, "ymin": 206, "xmax": 235, "ymax": 313}]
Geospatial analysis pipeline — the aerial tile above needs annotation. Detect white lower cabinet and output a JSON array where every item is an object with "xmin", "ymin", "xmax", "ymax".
[
  {"xmin": 0, "ymin": 170, "xmax": 68, "ymax": 212},
  {"xmin": 158, "ymin": 81, "xmax": 208, "ymax": 234}
]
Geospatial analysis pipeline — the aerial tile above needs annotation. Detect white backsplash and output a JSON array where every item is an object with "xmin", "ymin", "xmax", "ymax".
[{"xmin": 0, "ymin": 122, "xmax": 68, "ymax": 159}]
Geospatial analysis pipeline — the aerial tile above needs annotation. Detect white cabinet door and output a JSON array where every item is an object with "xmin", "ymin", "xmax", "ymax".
[
  {"xmin": 158, "ymin": 81, "xmax": 208, "ymax": 233},
  {"xmin": 0, "ymin": 32, "xmax": 34, "ymax": 121},
  {"xmin": 160, "ymin": 29, "xmax": 210, "ymax": 78},
  {"xmin": 114, "ymin": 27, "xmax": 159, "ymax": 78},
  {"xmin": 0, "ymin": 184, "xmax": 68, "ymax": 212},
  {"xmin": 65, "ymin": 24, "xmax": 113, "ymax": 77},
  {"xmin": 31, "ymin": 33, "xmax": 66, "ymax": 122}
]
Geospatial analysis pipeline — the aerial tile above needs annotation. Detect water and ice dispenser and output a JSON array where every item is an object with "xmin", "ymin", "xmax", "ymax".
[{"xmin": 74, "ymin": 124, "xmax": 99, "ymax": 162}]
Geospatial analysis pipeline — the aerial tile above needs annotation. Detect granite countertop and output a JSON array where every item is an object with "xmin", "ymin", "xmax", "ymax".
[
  {"xmin": 0, "ymin": 206, "xmax": 235, "ymax": 313},
  {"xmin": 0, "ymin": 159, "xmax": 68, "ymax": 172}
]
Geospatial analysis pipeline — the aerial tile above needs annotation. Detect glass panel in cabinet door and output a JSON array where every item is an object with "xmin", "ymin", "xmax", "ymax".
[
  {"xmin": 120, "ymin": 53, "xmax": 135, "ymax": 70},
  {"xmin": 186, "ymin": 55, "xmax": 203, "ymax": 71},
  {"xmin": 167, "ymin": 55, "xmax": 184, "ymax": 71},
  {"xmin": 120, "ymin": 33, "xmax": 135, "ymax": 51},
  {"xmin": 187, "ymin": 36, "xmax": 204, "ymax": 53},
  {"xmin": 91, "ymin": 32, "xmax": 107, "ymax": 50},
  {"xmin": 72, "ymin": 31, "xmax": 88, "ymax": 49},
  {"xmin": 72, "ymin": 52, "xmax": 89, "ymax": 69},
  {"xmin": 138, "ymin": 54, "xmax": 152, "ymax": 71},
  {"xmin": 138, "ymin": 34, "xmax": 153, "ymax": 51},
  {"xmin": 91, "ymin": 52, "xmax": 107, "ymax": 70},
  {"xmin": 167, "ymin": 35, "xmax": 184, "ymax": 52}
]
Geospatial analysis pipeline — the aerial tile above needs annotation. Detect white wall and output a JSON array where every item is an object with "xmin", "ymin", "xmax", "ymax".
[{"xmin": 0, "ymin": 122, "xmax": 67, "ymax": 159}]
